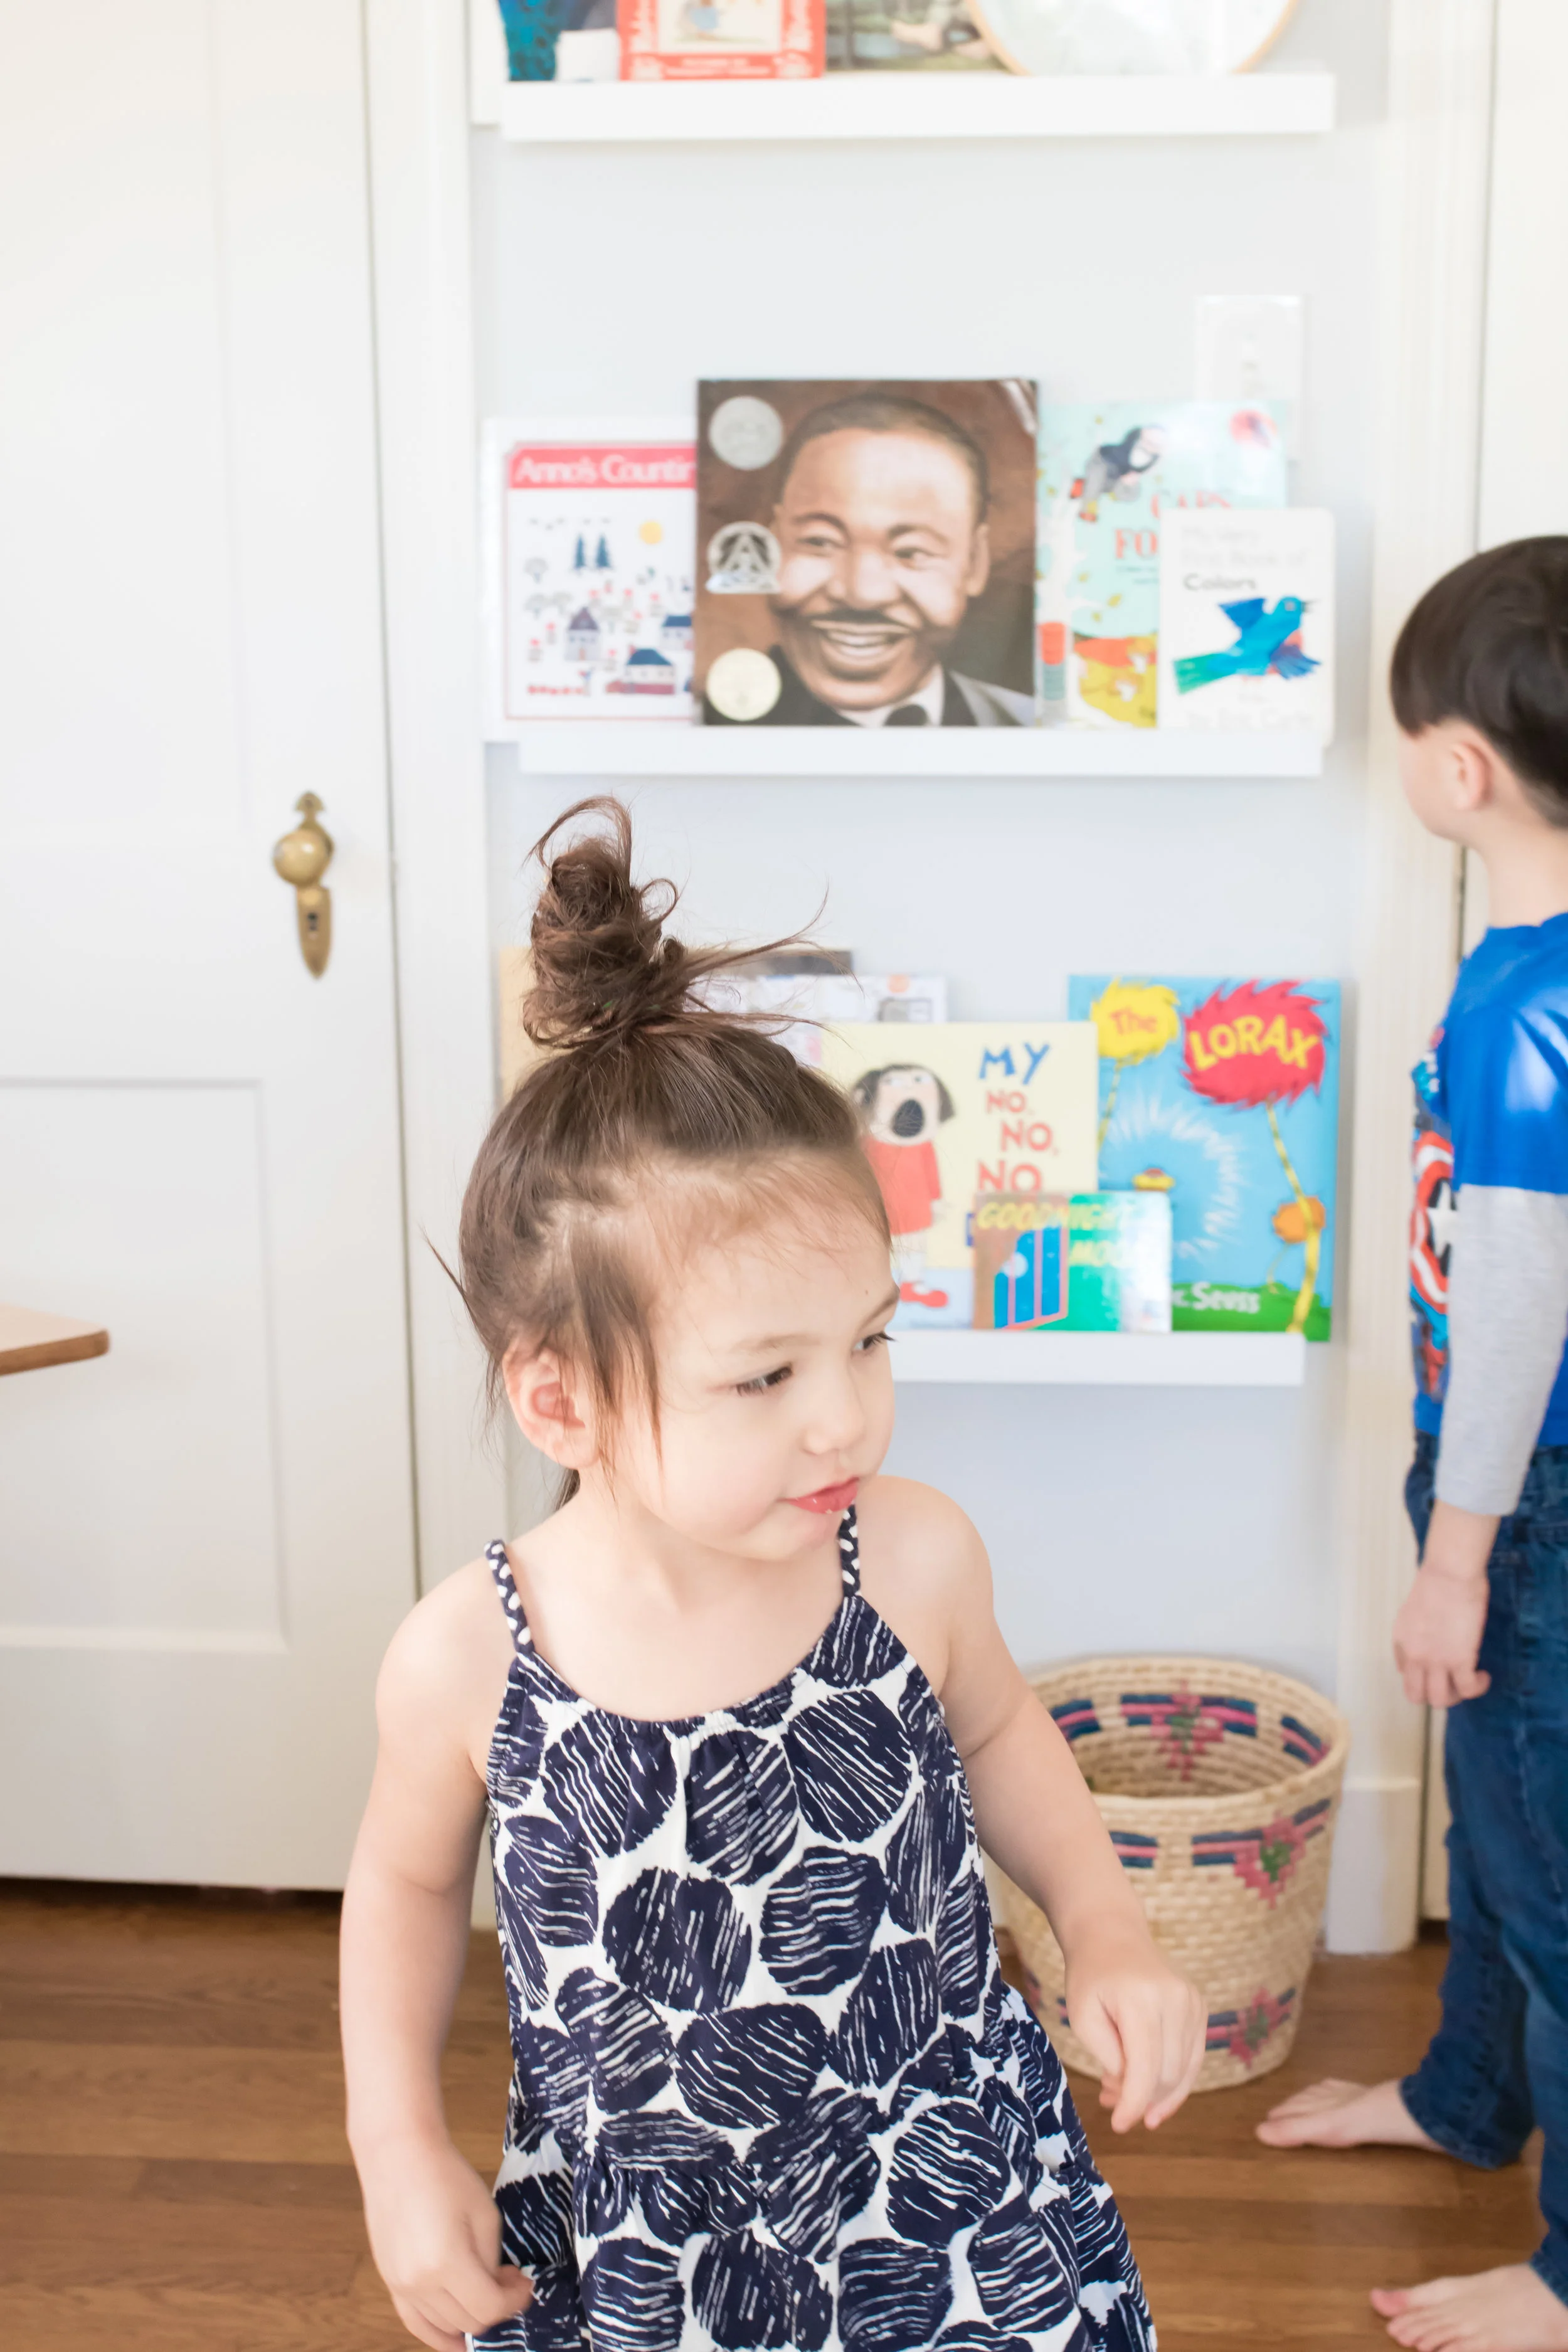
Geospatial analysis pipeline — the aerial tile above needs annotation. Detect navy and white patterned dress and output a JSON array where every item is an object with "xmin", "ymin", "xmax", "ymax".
[{"xmin": 475, "ymin": 1508, "xmax": 1153, "ymax": 2352}]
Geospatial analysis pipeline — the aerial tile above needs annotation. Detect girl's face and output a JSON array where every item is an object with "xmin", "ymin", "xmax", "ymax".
[{"xmin": 602, "ymin": 1204, "xmax": 899, "ymax": 1559}]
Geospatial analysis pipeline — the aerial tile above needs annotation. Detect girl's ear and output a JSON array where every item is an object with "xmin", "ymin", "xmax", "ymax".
[{"xmin": 504, "ymin": 1344, "xmax": 596, "ymax": 1471}]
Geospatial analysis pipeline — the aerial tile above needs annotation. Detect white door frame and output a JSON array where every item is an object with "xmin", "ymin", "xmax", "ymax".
[
  {"xmin": 1325, "ymin": 0, "xmax": 1496, "ymax": 1952},
  {"xmin": 367, "ymin": 1, "xmax": 1500, "ymax": 1946},
  {"xmin": 366, "ymin": 0, "xmax": 506, "ymax": 1589}
]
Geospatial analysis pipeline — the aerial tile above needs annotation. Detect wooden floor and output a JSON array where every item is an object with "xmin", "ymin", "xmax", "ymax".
[{"xmin": 0, "ymin": 1883, "xmax": 1543, "ymax": 2350}]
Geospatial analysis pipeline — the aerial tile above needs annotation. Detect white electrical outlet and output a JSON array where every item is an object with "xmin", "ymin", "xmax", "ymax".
[{"xmin": 1195, "ymin": 295, "xmax": 1306, "ymax": 453}]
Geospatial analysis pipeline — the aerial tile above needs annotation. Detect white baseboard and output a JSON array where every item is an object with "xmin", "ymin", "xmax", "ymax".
[{"xmin": 1325, "ymin": 1774, "xmax": 1424, "ymax": 1953}]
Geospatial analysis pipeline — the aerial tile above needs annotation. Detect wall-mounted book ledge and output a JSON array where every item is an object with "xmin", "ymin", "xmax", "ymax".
[
  {"xmin": 891, "ymin": 1331, "xmax": 1308, "ymax": 1385},
  {"xmin": 497, "ymin": 73, "xmax": 1336, "ymax": 146},
  {"xmin": 508, "ymin": 726, "xmax": 1325, "ymax": 780}
]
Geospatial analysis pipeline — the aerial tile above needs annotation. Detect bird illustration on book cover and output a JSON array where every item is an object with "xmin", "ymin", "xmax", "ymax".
[
  {"xmin": 1068, "ymin": 977, "xmax": 1342, "ymax": 1340},
  {"xmin": 1173, "ymin": 593, "xmax": 1320, "ymax": 696}
]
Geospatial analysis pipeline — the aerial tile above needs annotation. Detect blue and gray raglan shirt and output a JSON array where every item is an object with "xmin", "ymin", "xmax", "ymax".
[{"xmin": 1411, "ymin": 909, "xmax": 1568, "ymax": 1513}]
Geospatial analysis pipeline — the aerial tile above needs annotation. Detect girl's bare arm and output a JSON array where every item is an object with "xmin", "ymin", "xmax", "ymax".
[
  {"xmin": 859, "ymin": 1477, "xmax": 1204, "ymax": 2132},
  {"xmin": 340, "ymin": 1569, "xmax": 530, "ymax": 2352}
]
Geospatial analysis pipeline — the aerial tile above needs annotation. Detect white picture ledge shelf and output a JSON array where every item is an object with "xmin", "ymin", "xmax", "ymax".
[
  {"xmin": 509, "ymin": 725, "xmax": 1323, "ymax": 780},
  {"xmin": 893, "ymin": 1330, "xmax": 1308, "ymax": 1385},
  {"xmin": 497, "ymin": 73, "xmax": 1336, "ymax": 146}
]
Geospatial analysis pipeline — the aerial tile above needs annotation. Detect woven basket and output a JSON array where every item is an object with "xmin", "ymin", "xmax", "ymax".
[{"xmin": 991, "ymin": 1655, "xmax": 1350, "ymax": 2092}]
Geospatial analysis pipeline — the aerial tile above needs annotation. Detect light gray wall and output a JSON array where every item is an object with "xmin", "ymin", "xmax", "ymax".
[{"xmin": 474, "ymin": 0, "xmax": 1389, "ymax": 1697}]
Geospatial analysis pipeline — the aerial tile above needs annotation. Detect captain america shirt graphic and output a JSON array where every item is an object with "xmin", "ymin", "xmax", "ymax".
[{"xmin": 1411, "ymin": 1029, "xmax": 1456, "ymax": 1419}]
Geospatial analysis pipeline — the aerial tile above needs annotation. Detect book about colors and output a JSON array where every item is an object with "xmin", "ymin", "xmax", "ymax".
[
  {"xmin": 1158, "ymin": 507, "xmax": 1335, "ymax": 742},
  {"xmin": 1067, "ymin": 977, "xmax": 1341, "ymax": 1340},
  {"xmin": 818, "ymin": 1022, "xmax": 1099, "ymax": 1330}
]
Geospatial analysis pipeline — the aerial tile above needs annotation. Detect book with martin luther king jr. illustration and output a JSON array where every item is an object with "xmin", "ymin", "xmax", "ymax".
[{"xmin": 696, "ymin": 380, "xmax": 1039, "ymax": 728}]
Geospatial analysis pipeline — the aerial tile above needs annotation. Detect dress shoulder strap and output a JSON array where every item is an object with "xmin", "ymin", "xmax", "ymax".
[
  {"xmin": 838, "ymin": 1504, "xmax": 861, "ymax": 1595},
  {"xmin": 485, "ymin": 1539, "xmax": 532, "ymax": 1654}
]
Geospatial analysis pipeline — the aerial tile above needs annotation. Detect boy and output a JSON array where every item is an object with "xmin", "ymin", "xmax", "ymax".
[{"xmin": 1261, "ymin": 537, "xmax": 1568, "ymax": 2352}]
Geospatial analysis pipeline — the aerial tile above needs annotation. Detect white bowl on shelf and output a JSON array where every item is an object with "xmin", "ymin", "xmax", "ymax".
[{"xmin": 968, "ymin": 0, "xmax": 1298, "ymax": 77}]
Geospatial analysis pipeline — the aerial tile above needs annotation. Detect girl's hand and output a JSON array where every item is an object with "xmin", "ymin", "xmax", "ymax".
[
  {"xmin": 359, "ymin": 2134, "xmax": 533, "ymax": 2352},
  {"xmin": 1063, "ymin": 1926, "xmax": 1205, "ymax": 2133}
]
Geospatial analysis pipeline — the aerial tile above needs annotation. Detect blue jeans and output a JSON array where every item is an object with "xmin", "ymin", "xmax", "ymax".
[{"xmin": 1403, "ymin": 1431, "xmax": 1568, "ymax": 2304}]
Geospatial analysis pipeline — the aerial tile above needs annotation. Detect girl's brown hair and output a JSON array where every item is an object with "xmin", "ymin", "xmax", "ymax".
[{"xmin": 457, "ymin": 798, "xmax": 888, "ymax": 1493}]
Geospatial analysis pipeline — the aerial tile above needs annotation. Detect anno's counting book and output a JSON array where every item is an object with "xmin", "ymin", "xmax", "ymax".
[{"xmin": 1067, "ymin": 977, "xmax": 1341, "ymax": 1340}]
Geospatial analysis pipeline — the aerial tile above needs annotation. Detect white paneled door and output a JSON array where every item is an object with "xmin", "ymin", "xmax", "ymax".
[{"xmin": 0, "ymin": 3, "xmax": 418, "ymax": 1883}]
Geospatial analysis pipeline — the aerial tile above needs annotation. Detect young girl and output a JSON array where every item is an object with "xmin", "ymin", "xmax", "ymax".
[{"xmin": 341, "ymin": 800, "xmax": 1203, "ymax": 2352}]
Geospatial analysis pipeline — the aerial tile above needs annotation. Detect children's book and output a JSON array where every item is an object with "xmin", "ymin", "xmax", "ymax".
[
  {"xmin": 1067, "ymin": 977, "xmax": 1341, "ymax": 1340},
  {"xmin": 497, "ymin": 0, "xmax": 620, "ymax": 81},
  {"xmin": 622, "ymin": 0, "xmax": 823, "ymax": 78},
  {"xmin": 827, "ymin": 0, "xmax": 1004, "ymax": 68},
  {"xmin": 972, "ymin": 1193, "xmax": 1172, "ymax": 1333},
  {"xmin": 1037, "ymin": 401, "xmax": 1289, "ymax": 731},
  {"xmin": 498, "ymin": 956, "xmax": 945, "ymax": 1098},
  {"xmin": 818, "ymin": 1022, "xmax": 1099, "ymax": 1329},
  {"xmin": 1158, "ymin": 507, "xmax": 1335, "ymax": 743},
  {"xmin": 696, "ymin": 379, "xmax": 1039, "ymax": 727},
  {"xmin": 482, "ymin": 420, "xmax": 696, "ymax": 731},
  {"xmin": 704, "ymin": 972, "xmax": 949, "ymax": 1066}
]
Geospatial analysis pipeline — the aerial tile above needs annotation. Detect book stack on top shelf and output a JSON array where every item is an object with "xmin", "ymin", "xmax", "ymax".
[{"xmin": 472, "ymin": 0, "xmax": 1335, "ymax": 137}]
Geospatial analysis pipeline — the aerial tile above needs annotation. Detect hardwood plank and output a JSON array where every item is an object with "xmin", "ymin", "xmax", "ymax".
[
  {"xmin": 135, "ymin": 2157, "xmax": 368, "ymax": 2208},
  {"xmin": 0, "ymin": 2152, "xmax": 146, "ymax": 2199},
  {"xmin": 0, "ymin": 2284, "xmax": 407, "ymax": 2352},
  {"xmin": 0, "ymin": 2195, "xmax": 364, "ymax": 2292},
  {"xmin": 0, "ymin": 1886, "xmax": 506, "ymax": 2055},
  {"xmin": 1098, "ymin": 2151, "xmax": 1465, "ymax": 2208},
  {"xmin": 1116, "ymin": 2190, "xmax": 1539, "ymax": 2252},
  {"xmin": 0, "ymin": 2039, "xmax": 508, "ymax": 2167}
]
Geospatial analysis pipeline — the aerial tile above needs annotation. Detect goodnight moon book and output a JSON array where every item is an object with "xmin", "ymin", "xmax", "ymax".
[
  {"xmin": 818, "ymin": 1022, "xmax": 1098, "ymax": 1329},
  {"xmin": 1067, "ymin": 977, "xmax": 1342, "ymax": 1340}
]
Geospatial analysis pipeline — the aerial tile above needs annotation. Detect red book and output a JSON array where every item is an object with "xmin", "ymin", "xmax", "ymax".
[{"xmin": 621, "ymin": 0, "xmax": 823, "ymax": 81}]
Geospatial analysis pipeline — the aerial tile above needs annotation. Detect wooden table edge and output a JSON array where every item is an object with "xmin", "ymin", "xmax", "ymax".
[{"xmin": 0, "ymin": 1328, "xmax": 110, "ymax": 1377}]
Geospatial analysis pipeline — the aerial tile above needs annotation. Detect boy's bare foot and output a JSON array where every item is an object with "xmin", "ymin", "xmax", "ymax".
[
  {"xmin": 1256, "ymin": 2076, "xmax": 1444, "ymax": 2151},
  {"xmin": 1370, "ymin": 2265, "xmax": 1568, "ymax": 2350}
]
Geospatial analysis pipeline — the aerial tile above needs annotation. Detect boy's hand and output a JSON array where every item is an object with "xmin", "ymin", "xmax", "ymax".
[
  {"xmin": 1063, "ymin": 1924, "xmax": 1205, "ymax": 2133},
  {"xmin": 359, "ymin": 2134, "xmax": 532, "ymax": 2352},
  {"xmin": 1392, "ymin": 1500, "xmax": 1496, "ymax": 1708}
]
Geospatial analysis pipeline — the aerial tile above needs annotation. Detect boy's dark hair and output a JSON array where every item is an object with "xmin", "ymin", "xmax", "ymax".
[
  {"xmin": 1391, "ymin": 538, "xmax": 1568, "ymax": 824},
  {"xmin": 456, "ymin": 798, "xmax": 888, "ymax": 1500}
]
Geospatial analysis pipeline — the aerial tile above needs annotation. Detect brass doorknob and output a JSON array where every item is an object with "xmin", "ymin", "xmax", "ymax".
[{"xmin": 272, "ymin": 793, "xmax": 333, "ymax": 978}]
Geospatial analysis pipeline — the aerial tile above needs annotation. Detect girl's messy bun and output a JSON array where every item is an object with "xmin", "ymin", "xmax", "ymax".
[
  {"xmin": 524, "ymin": 798, "xmax": 698, "ymax": 1049},
  {"xmin": 458, "ymin": 798, "xmax": 889, "ymax": 1490}
]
